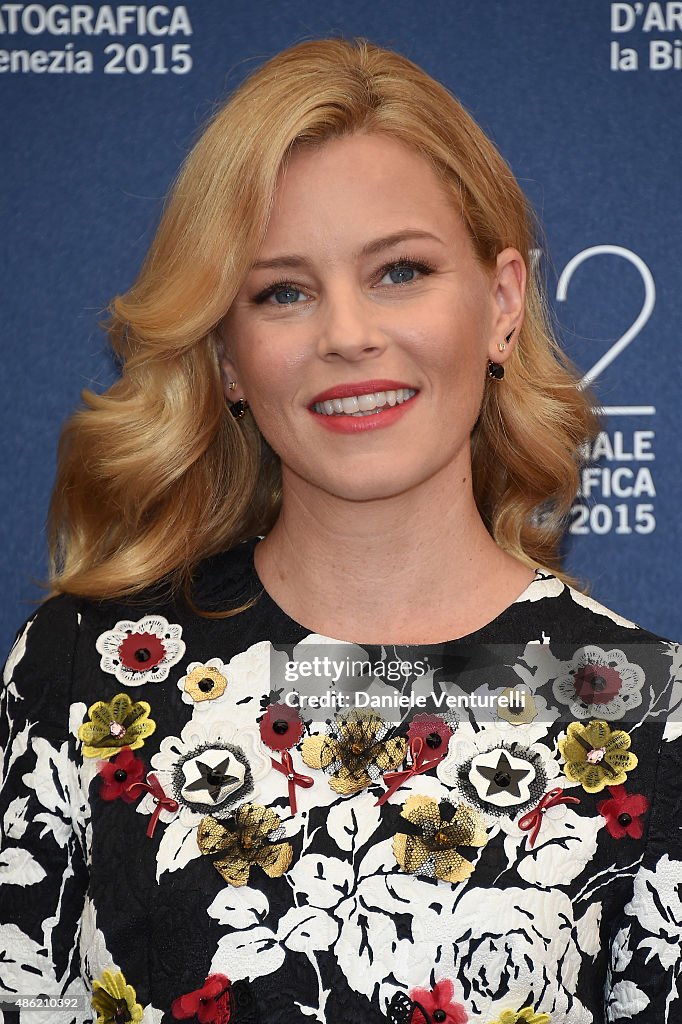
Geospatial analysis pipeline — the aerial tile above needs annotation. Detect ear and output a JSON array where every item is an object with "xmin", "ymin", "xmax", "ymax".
[
  {"xmin": 487, "ymin": 247, "xmax": 526, "ymax": 364},
  {"xmin": 217, "ymin": 336, "xmax": 247, "ymax": 403}
]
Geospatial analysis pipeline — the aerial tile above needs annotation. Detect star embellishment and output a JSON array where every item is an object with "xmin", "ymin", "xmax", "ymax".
[
  {"xmin": 181, "ymin": 749, "xmax": 246, "ymax": 807},
  {"xmin": 469, "ymin": 748, "xmax": 536, "ymax": 807}
]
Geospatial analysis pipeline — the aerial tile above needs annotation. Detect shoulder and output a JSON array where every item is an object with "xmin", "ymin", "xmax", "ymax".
[{"xmin": 513, "ymin": 569, "xmax": 668, "ymax": 645}]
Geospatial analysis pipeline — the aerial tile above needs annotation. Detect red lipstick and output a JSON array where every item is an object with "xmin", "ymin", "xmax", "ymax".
[
  {"xmin": 309, "ymin": 379, "xmax": 415, "ymax": 405},
  {"xmin": 308, "ymin": 380, "xmax": 418, "ymax": 434}
]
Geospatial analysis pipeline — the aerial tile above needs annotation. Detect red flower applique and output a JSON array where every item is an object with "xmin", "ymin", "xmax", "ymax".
[
  {"xmin": 98, "ymin": 747, "xmax": 146, "ymax": 803},
  {"xmin": 118, "ymin": 631, "xmax": 166, "ymax": 672},
  {"xmin": 260, "ymin": 703, "xmax": 312, "ymax": 813},
  {"xmin": 408, "ymin": 979, "xmax": 468, "ymax": 1024},
  {"xmin": 597, "ymin": 784, "xmax": 650, "ymax": 839},
  {"xmin": 171, "ymin": 973, "xmax": 232, "ymax": 1024},
  {"xmin": 407, "ymin": 714, "xmax": 453, "ymax": 758},
  {"xmin": 572, "ymin": 663, "xmax": 622, "ymax": 705},
  {"xmin": 259, "ymin": 703, "xmax": 304, "ymax": 751}
]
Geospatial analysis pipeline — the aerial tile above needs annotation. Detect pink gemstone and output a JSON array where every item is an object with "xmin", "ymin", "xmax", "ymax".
[
  {"xmin": 109, "ymin": 722, "xmax": 127, "ymax": 738},
  {"xmin": 586, "ymin": 746, "xmax": 606, "ymax": 764}
]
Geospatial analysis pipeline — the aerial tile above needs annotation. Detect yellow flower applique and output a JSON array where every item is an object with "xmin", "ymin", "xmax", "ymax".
[
  {"xmin": 487, "ymin": 1008, "xmax": 551, "ymax": 1024},
  {"xmin": 393, "ymin": 793, "xmax": 487, "ymax": 883},
  {"xmin": 559, "ymin": 719, "xmax": 637, "ymax": 793},
  {"xmin": 78, "ymin": 693, "xmax": 156, "ymax": 759},
  {"xmin": 91, "ymin": 968, "xmax": 143, "ymax": 1024},
  {"xmin": 301, "ymin": 709, "xmax": 407, "ymax": 796},
  {"xmin": 197, "ymin": 802, "xmax": 293, "ymax": 887}
]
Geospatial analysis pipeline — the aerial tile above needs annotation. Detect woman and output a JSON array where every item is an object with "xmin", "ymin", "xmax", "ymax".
[{"xmin": 1, "ymin": 38, "xmax": 680, "ymax": 1024}]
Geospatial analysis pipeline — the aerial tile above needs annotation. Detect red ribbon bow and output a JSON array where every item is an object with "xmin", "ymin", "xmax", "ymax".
[
  {"xmin": 517, "ymin": 786, "xmax": 581, "ymax": 847},
  {"xmin": 376, "ymin": 737, "xmax": 443, "ymax": 807},
  {"xmin": 126, "ymin": 772, "xmax": 179, "ymax": 838},
  {"xmin": 270, "ymin": 751, "xmax": 314, "ymax": 814}
]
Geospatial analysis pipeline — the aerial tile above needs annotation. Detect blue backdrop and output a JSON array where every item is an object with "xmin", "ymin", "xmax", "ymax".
[{"xmin": 2, "ymin": 0, "xmax": 680, "ymax": 653}]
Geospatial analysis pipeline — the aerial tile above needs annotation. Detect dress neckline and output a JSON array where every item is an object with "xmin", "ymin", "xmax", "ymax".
[{"xmin": 243, "ymin": 537, "xmax": 551, "ymax": 647}]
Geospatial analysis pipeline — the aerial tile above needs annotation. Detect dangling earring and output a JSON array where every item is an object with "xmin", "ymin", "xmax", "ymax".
[
  {"xmin": 489, "ymin": 328, "xmax": 515, "ymax": 378},
  {"xmin": 229, "ymin": 399, "xmax": 249, "ymax": 420}
]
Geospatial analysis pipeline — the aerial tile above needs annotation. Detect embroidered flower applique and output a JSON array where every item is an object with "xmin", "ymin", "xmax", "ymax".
[
  {"xmin": 171, "ymin": 973, "xmax": 232, "ymax": 1023},
  {"xmin": 301, "ymin": 709, "xmax": 406, "ymax": 795},
  {"xmin": 98, "ymin": 747, "xmax": 146, "ymax": 802},
  {"xmin": 197, "ymin": 802, "xmax": 293, "ymax": 886},
  {"xmin": 486, "ymin": 1008, "xmax": 551, "ymax": 1024},
  {"xmin": 96, "ymin": 615, "xmax": 185, "ymax": 685},
  {"xmin": 260, "ymin": 702, "xmax": 305, "ymax": 750},
  {"xmin": 393, "ymin": 793, "xmax": 487, "ymax": 883},
  {"xmin": 376, "ymin": 716, "xmax": 452, "ymax": 806},
  {"xmin": 145, "ymin": 719, "xmax": 271, "ymax": 827},
  {"xmin": 91, "ymin": 968, "xmax": 143, "ymax": 1024},
  {"xmin": 260, "ymin": 703, "xmax": 313, "ymax": 813},
  {"xmin": 597, "ymin": 784, "xmax": 650, "ymax": 839},
  {"xmin": 386, "ymin": 979, "xmax": 467, "ymax": 1024},
  {"xmin": 79, "ymin": 694, "xmax": 156, "ymax": 759},
  {"xmin": 178, "ymin": 659, "xmax": 229, "ymax": 706},
  {"xmin": 558, "ymin": 719, "xmax": 637, "ymax": 794},
  {"xmin": 409, "ymin": 979, "xmax": 467, "ymax": 1023},
  {"xmin": 552, "ymin": 646, "xmax": 644, "ymax": 720},
  {"xmin": 437, "ymin": 724, "xmax": 559, "ymax": 822},
  {"xmin": 407, "ymin": 714, "xmax": 454, "ymax": 756},
  {"xmin": 496, "ymin": 685, "xmax": 540, "ymax": 727}
]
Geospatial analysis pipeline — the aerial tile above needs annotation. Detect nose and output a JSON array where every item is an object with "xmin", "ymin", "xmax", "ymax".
[{"xmin": 316, "ymin": 287, "xmax": 387, "ymax": 362}]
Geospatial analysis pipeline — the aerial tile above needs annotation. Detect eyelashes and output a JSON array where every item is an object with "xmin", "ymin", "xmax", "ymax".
[{"xmin": 252, "ymin": 254, "xmax": 436, "ymax": 306}]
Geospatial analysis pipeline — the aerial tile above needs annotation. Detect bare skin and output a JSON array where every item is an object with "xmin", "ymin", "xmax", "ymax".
[{"xmin": 222, "ymin": 133, "xmax": 534, "ymax": 644}]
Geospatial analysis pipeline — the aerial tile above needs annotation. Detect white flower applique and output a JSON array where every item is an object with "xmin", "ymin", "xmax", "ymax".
[
  {"xmin": 96, "ymin": 615, "xmax": 186, "ymax": 685},
  {"xmin": 553, "ymin": 646, "xmax": 645, "ymax": 721}
]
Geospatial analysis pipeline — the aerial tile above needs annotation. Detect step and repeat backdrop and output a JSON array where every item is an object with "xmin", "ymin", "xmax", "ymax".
[{"xmin": 1, "ymin": 1, "xmax": 680, "ymax": 652}]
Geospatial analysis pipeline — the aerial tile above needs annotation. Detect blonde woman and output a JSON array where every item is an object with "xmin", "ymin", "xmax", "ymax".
[{"xmin": 1, "ymin": 39, "xmax": 680, "ymax": 1024}]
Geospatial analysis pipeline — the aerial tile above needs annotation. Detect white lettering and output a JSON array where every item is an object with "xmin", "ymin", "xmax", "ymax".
[
  {"xmin": 168, "ymin": 4, "xmax": 190, "ymax": 34},
  {"xmin": 612, "ymin": 2, "xmax": 637, "ymax": 31},
  {"xmin": 45, "ymin": 3, "xmax": 69, "ymax": 33},
  {"xmin": 70, "ymin": 5, "xmax": 93, "ymax": 35},
  {"xmin": 633, "ymin": 430, "xmax": 655, "ymax": 459},
  {"xmin": 611, "ymin": 40, "xmax": 639, "ymax": 68},
  {"xmin": 0, "ymin": 5, "xmax": 23, "ymax": 34},
  {"xmin": 650, "ymin": 38, "xmax": 682, "ymax": 66},
  {"xmin": 643, "ymin": 3, "xmax": 668, "ymax": 30}
]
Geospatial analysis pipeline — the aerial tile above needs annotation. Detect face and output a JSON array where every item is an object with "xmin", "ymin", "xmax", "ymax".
[{"xmin": 221, "ymin": 133, "xmax": 524, "ymax": 504}]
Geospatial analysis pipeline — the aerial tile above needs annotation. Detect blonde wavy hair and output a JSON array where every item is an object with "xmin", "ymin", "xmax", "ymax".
[{"xmin": 49, "ymin": 37, "xmax": 598, "ymax": 600}]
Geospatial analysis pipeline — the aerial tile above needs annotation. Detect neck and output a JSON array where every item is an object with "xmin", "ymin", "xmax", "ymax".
[{"xmin": 254, "ymin": 461, "xmax": 534, "ymax": 643}]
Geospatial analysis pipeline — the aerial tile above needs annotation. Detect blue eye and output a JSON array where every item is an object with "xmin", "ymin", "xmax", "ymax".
[
  {"xmin": 273, "ymin": 285, "xmax": 302, "ymax": 304},
  {"xmin": 378, "ymin": 258, "xmax": 434, "ymax": 287},
  {"xmin": 386, "ymin": 265, "xmax": 416, "ymax": 284}
]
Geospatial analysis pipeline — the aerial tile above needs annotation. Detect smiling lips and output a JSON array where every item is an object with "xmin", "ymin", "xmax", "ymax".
[
  {"xmin": 312, "ymin": 387, "xmax": 416, "ymax": 416},
  {"xmin": 308, "ymin": 380, "xmax": 418, "ymax": 433}
]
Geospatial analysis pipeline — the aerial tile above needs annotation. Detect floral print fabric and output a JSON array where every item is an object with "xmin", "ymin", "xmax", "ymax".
[{"xmin": 1, "ymin": 540, "xmax": 681, "ymax": 1023}]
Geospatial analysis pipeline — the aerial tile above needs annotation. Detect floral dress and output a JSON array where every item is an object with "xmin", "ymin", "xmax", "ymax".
[{"xmin": 1, "ymin": 538, "xmax": 681, "ymax": 1024}]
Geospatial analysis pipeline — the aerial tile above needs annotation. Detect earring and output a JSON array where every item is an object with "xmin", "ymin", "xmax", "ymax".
[
  {"xmin": 487, "ymin": 361, "xmax": 504, "ymax": 380},
  {"xmin": 229, "ymin": 399, "xmax": 249, "ymax": 420},
  {"xmin": 227, "ymin": 380, "xmax": 237, "ymax": 392}
]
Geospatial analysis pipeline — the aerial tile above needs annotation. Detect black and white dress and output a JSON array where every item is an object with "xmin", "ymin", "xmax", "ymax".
[{"xmin": 1, "ymin": 539, "xmax": 681, "ymax": 1024}]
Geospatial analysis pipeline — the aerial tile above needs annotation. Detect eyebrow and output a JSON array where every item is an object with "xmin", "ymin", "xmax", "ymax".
[{"xmin": 250, "ymin": 230, "xmax": 444, "ymax": 271}]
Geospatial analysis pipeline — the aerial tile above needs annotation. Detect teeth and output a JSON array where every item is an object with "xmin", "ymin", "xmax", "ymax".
[{"xmin": 312, "ymin": 389, "xmax": 416, "ymax": 416}]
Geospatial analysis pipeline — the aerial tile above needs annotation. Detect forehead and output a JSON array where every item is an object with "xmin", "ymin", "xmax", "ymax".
[{"xmin": 259, "ymin": 132, "xmax": 467, "ymax": 255}]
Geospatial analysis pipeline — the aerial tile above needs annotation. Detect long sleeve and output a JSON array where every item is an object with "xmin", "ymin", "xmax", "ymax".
[
  {"xmin": 604, "ymin": 677, "xmax": 682, "ymax": 1022},
  {"xmin": 0, "ymin": 597, "xmax": 91, "ymax": 1023}
]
